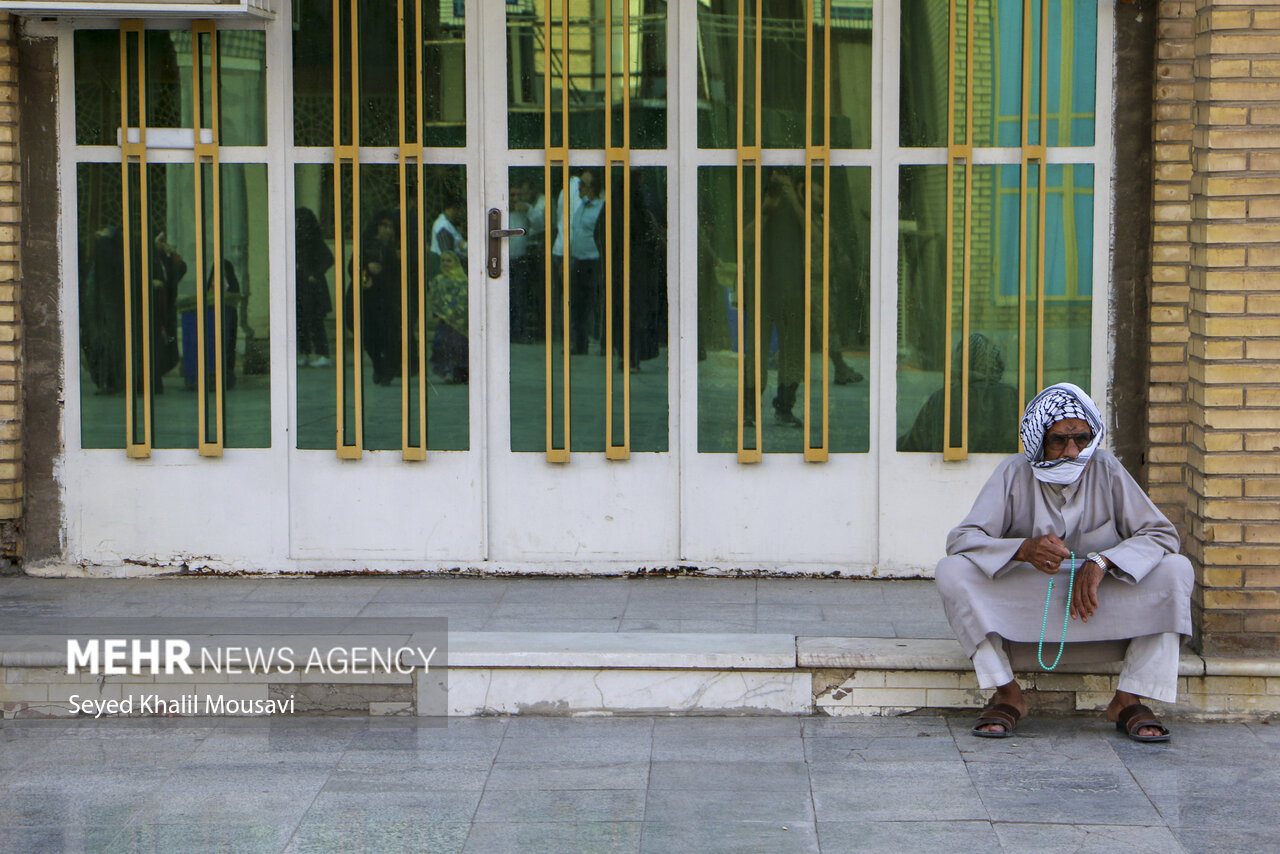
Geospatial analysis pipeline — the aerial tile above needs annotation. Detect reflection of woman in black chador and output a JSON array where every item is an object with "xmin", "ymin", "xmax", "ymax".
[
  {"xmin": 80, "ymin": 227, "xmax": 186, "ymax": 394},
  {"xmin": 610, "ymin": 171, "xmax": 667, "ymax": 373},
  {"xmin": 81, "ymin": 226, "xmax": 126, "ymax": 394},
  {"xmin": 359, "ymin": 209, "xmax": 402, "ymax": 386},
  {"xmin": 295, "ymin": 207, "xmax": 334, "ymax": 367}
]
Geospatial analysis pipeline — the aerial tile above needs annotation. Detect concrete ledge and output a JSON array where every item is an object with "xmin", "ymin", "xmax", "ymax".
[
  {"xmin": 799, "ymin": 636, "xmax": 1205, "ymax": 677},
  {"xmin": 445, "ymin": 632, "xmax": 796, "ymax": 670}
]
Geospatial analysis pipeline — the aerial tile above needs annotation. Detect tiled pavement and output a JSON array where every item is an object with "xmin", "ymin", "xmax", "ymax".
[
  {"xmin": 0, "ymin": 714, "xmax": 1274, "ymax": 853},
  {"xmin": 0, "ymin": 575, "xmax": 1274, "ymax": 852},
  {"xmin": 0, "ymin": 576, "xmax": 955, "ymax": 639}
]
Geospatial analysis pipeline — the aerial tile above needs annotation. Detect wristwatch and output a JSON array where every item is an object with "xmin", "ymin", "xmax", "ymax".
[{"xmin": 1086, "ymin": 551, "xmax": 1110, "ymax": 572}]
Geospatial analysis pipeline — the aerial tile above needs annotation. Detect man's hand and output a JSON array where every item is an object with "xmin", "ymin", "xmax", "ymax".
[
  {"xmin": 1015, "ymin": 534, "xmax": 1071, "ymax": 575},
  {"xmin": 1070, "ymin": 560, "xmax": 1106, "ymax": 621}
]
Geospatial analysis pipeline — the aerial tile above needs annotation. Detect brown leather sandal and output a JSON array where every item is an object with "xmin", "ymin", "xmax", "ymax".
[
  {"xmin": 1115, "ymin": 703, "xmax": 1171, "ymax": 743},
  {"xmin": 971, "ymin": 703, "xmax": 1021, "ymax": 738}
]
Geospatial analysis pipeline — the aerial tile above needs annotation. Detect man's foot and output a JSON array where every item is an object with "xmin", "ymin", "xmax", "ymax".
[
  {"xmin": 972, "ymin": 681, "xmax": 1027, "ymax": 736},
  {"xmin": 774, "ymin": 409, "xmax": 802, "ymax": 428},
  {"xmin": 1106, "ymin": 691, "xmax": 1170, "ymax": 741}
]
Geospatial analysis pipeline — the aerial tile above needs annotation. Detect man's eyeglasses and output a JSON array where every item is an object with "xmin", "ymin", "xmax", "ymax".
[{"xmin": 1045, "ymin": 431, "xmax": 1094, "ymax": 451}]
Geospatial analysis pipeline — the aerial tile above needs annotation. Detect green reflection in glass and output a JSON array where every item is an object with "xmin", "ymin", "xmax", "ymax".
[
  {"xmin": 507, "ymin": 0, "xmax": 667, "ymax": 150},
  {"xmin": 697, "ymin": 165, "xmax": 868, "ymax": 454},
  {"xmin": 295, "ymin": 163, "xmax": 469, "ymax": 451},
  {"xmin": 897, "ymin": 163, "xmax": 1092, "ymax": 453},
  {"xmin": 899, "ymin": 0, "xmax": 1096, "ymax": 148},
  {"xmin": 75, "ymin": 29, "xmax": 266, "ymax": 147},
  {"xmin": 698, "ymin": 0, "xmax": 872, "ymax": 150},
  {"xmin": 294, "ymin": 2, "xmax": 465, "ymax": 148},
  {"xmin": 509, "ymin": 165, "xmax": 668, "ymax": 453},
  {"xmin": 78, "ymin": 163, "xmax": 271, "ymax": 449},
  {"xmin": 292, "ymin": 1, "xmax": 334, "ymax": 146}
]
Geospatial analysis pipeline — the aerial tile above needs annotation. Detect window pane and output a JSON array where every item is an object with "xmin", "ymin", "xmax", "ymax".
[
  {"xmin": 295, "ymin": 163, "xmax": 469, "ymax": 451},
  {"xmin": 508, "ymin": 0, "xmax": 667, "ymax": 150},
  {"xmin": 509, "ymin": 165, "xmax": 668, "ymax": 453},
  {"xmin": 78, "ymin": 162, "xmax": 270, "ymax": 449},
  {"xmin": 698, "ymin": 0, "xmax": 871, "ymax": 150},
  {"xmin": 897, "ymin": 163, "xmax": 1092, "ymax": 453},
  {"xmin": 698, "ymin": 165, "xmax": 868, "ymax": 454},
  {"xmin": 74, "ymin": 31, "xmax": 122, "ymax": 146},
  {"xmin": 292, "ymin": 0, "xmax": 335, "ymax": 146},
  {"xmin": 899, "ymin": 0, "xmax": 1096, "ymax": 148}
]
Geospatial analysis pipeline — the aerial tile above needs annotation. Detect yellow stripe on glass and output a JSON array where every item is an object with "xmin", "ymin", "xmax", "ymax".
[
  {"xmin": 604, "ymin": 0, "xmax": 632, "ymax": 460},
  {"xmin": 544, "ymin": 0, "xmax": 571, "ymax": 462},
  {"xmin": 399, "ymin": 0, "xmax": 429, "ymax": 461},
  {"xmin": 192, "ymin": 21, "xmax": 225, "ymax": 457},
  {"xmin": 736, "ymin": 0, "xmax": 762, "ymax": 464},
  {"xmin": 1018, "ymin": 0, "xmax": 1049, "ymax": 423},
  {"xmin": 333, "ymin": 0, "xmax": 363, "ymax": 459},
  {"xmin": 942, "ymin": 0, "xmax": 975, "ymax": 461},
  {"xmin": 120, "ymin": 21, "xmax": 151, "ymax": 459},
  {"xmin": 803, "ymin": 0, "xmax": 831, "ymax": 463}
]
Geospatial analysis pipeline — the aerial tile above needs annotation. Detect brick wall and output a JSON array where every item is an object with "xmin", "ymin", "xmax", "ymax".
[
  {"xmin": 1155, "ymin": 0, "xmax": 1280, "ymax": 656},
  {"xmin": 0, "ymin": 12, "xmax": 20, "ymax": 560}
]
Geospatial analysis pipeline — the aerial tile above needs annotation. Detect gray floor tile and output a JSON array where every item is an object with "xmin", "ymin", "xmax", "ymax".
[
  {"xmin": 369, "ymin": 581, "xmax": 510, "ymax": 603},
  {"xmin": 617, "ymin": 618, "xmax": 758, "ymax": 633},
  {"xmin": 482, "ymin": 617, "xmax": 627, "ymax": 632},
  {"xmin": 650, "ymin": 735, "xmax": 804, "ymax": 763},
  {"xmin": 817, "ymin": 820, "xmax": 999, "ymax": 854},
  {"xmin": 0, "ymin": 792, "xmax": 148, "ymax": 828},
  {"xmin": 502, "ymin": 717, "xmax": 654, "ymax": 739},
  {"xmin": 463, "ymin": 821, "xmax": 642, "ymax": 854},
  {"xmin": 653, "ymin": 716, "xmax": 803, "ymax": 738},
  {"xmin": 804, "ymin": 731, "xmax": 961, "ymax": 762},
  {"xmin": 810, "ymin": 761, "xmax": 987, "ymax": 822},
  {"xmin": 474, "ymin": 787, "xmax": 646, "ymax": 823},
  {"xmin": 967, "ymin": 758, "xmax": 1163, "ymax": 826},
  {"xmin": 111, "ymin": 822, "xmax": 293, "ymax": 854},
  {"xmin": 484, "ymin": 761, "xmax": 651, "ymax": 791},
  {"xmin": 495, "ymin": 736, "xmax": 651, "ymax": 764},
  {"xmin": 648, "ymin": 761, "xmax": 810, "ymax": 791},
  {"xmin": 303, "ymin": 789, "xmax": 482, "ymax": 823},
  {"xmin": 994, "ymin": 822, "xmax": 1188, "ymax": 854},
  {"xmin": 286, "ymin": 819, "xmax": 471, "ymax": 854},
  {"xmin": 639, "ymin": 820, "xmax": 819, "ymax": 854},
  {"xmin": 325, "ymin": 764, "xmax": 493, "ymax": 791},
  {"xmin": 0, "ymin": 825, "xmax": 135, "ymax": 854},
  {"xmin": 1174, "ymin": 824, "xmax": 1276, "ymax": 854},
  {"xmin": 644, "ymin": 789, "xmax": 815, "ymax": 824},
  {"xmin": 802, "ymin": 715, "xmax": 950, "ymax": 737}
]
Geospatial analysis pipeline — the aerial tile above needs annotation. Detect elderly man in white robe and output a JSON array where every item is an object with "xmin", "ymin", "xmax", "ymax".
[{"xmin": 936, "ymin": 383, "xmax": 1193, "ymax": 742}]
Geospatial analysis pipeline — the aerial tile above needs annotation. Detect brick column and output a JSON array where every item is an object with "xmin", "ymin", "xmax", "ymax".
[
  {"xmin": 0, "ymin": 12, "xmax": 20, "ymax": 557},
  {"xmin": 1185, "ymin": 0, "xmax": 1280, "ymax": 656},
  {"xmin": 1149, "ymin": 1, "xmax": 1196, "ymax": 547}
]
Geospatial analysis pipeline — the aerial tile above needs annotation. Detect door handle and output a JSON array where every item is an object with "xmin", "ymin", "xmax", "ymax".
[{"xmin": 487, "ymin": 208, "xmax": 526, "ymax": 279}]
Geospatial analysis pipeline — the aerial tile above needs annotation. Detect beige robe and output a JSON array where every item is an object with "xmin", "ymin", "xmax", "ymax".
[{"xmin": 935, "ymin": 448, "xmax": 1193, "ymax": 662}]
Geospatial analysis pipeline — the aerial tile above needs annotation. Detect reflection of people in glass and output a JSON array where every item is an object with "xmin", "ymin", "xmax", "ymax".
[
  {"xmin": 551, "ymin": 170, "xmax": 605, "ymax": 356},
  {"xmin": 508, "ymin": 177, "xmax": 545, "ymax": 344},
  {"xmin": 899, "ymin": 333, "xmax": 1021, "ymax": 452},
  {"xmin": 150, "ymin": 231, "xmax": 186, "ymax": 393},
  {"xmin": 745, "ymin": 168, "xmax": 805, "ymax": 427},
  {"xmin": 361, "ymin": 210, "xmax": 401, "ymax": 386},
  {"xmin": 611, "ymin": 170, "xmax": 666, "ymax": 373},
  {"xmin": 81, "ymin": 226, "xmax": 126, "ymax": 394},
  {"xmin": 430, "ymin": 196, "xmax": 467, "ymax": 275},
  {"xmin": 429, "ymin": 250, "xmax": 468, "ymax": 384},
  {"xmin": 295, "ymin": 207, "xmax": 334, "ymax": 369}
]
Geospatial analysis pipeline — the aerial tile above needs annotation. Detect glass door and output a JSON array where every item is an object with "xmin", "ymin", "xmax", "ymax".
[
  {"xmin": 483, "ymin": 0, "xmax": 679, "ymax": 562},
  {"xmin": 286, "ymin": 0, "xmax": 485, "ymax": 561}
]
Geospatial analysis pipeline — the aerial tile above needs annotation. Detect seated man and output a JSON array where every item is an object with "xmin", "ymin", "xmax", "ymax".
[{"xmin": 935, "ymin": 382, "xmax": 1193, "ymax": 742}]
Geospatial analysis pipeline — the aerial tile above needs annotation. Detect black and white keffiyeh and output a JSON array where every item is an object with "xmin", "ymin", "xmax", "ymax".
[{"xmin": 1019, "ymin": 382, "xmax": 1104, "ymax": 485}]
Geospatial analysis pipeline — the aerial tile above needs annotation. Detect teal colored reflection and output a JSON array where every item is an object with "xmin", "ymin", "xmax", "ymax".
[
  {"xmin": 294, "ymin": 164, "xmax": 470, "ymax": 452},
  {"xmin": 896, "ymin": 162, "xmax": 1092, "ymax": 453},
  {"xmin": 899, "ymin": 0, "xmax": 1096, "ymax": 148},
  {"xmin": 697, "ymin": 165, "xmax": 870, "ymax": 454},
  {"xmin": 509, "ymin": 165, "xmax": 669, "ymax": 453}
]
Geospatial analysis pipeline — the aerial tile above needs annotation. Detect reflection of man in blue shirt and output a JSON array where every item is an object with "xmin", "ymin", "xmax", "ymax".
[{"xmin": 551, "ymin": 170, "xmax": 605, "ymax": 355}]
